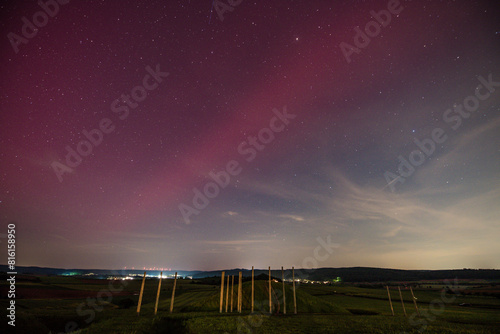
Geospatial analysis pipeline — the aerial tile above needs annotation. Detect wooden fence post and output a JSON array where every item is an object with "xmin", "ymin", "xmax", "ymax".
[
  {"xmin": 170, "ymin": 272, "xmax": 177, "ymax": 313},
  {"xmin": 386, "ymin": 286, "xmax": 394, "ymax": 316},
  {"xmin": 238, "ymin": 271, "xmax": 242, "ymax": 313},
  {"xmin": 268, "ymin": 266, "xmax": 272, "ymax": 314},
  {"xmin": 398, "ymin": 286, "xmax": 407, "ymax": 317},
  {"xmin": 410, "ymin": 286, "xmax": 420, "ymax": 316},
  {"xmin": 251, "ymin": 266, "xmax": 254, "ymax": 313},
  {"xmin": 231, "ymin": 275, "xmax": 234, "ymax": 312},
  {"xmin": 137, "ymin": 271, "xmax": 146, "ymax": 315},
  {"xmin": 154, "ymin": 272, "xmax": 162, "ymax": 315},
  {"xmin": 282, "ymin": 266, "xmax": 286, "ymax": 314},
  {"xmin": 292, "ymin": 267, "xmax": 297, "ymax": 314},
  {"xmin": 219, "ymin": 271, "xmax": 225, "ymax": 313},
  {"xmin": 225, "ymin": 275, "xmax": 229, "ymax": 312}
]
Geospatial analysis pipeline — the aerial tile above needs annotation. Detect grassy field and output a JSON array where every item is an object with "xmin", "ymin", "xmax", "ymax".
[{"xmin": 1, "ymin": 275, "xmax": 499, "ymax": 333}]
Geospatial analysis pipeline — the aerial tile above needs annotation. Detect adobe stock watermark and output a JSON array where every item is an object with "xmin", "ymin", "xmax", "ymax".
[
  {"xmin": 7, "ymin": 0, "xmax": 70, "ymax": 54},
  {"xmin": 384, "ymin": 73, "xmax": 499, "ymax": 192},
  {"xmin": 402, "ymin": 278, "xmax": 461, "ymax": 333},
  {"xmin": 56, "ymin": 274, "xmax": 130, "ymax": 334},
  {"xmin": 212, "ymin": 0, "xmax": 244, "ymax": 22},
  {"xmin": 179, "ymin": 106, "xmax": 295, "ymax": 224},
  {"xmin": 339, "ymin": 0, "xmax": 404, "ymax": 64},
  {"xmin": 51, "ymin": 64, "xmax": 169, "ymax": 182}
]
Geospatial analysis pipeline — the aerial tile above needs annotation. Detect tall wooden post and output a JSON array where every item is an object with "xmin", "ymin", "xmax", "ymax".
[
  {"xmin": 251, "ymin": 266, "xmax": 254, "ymax": 313},
  {"xmin": 268, "ymin": 266, "xmax": 272, "ymax": 314},
  {"xmin": 282, "ymin": 266, "xmax": 286, "ymax": 314},
  {"xmin": 136, "ymin": 271, "xmax": 146, "ymax": 315},
  {"xmin": 238, "ymin": 271, "xmax": 242, "ymax": 313},
  {"xmin": 225, "ymin": 275, "xmax": 230, "ymax": 312},
  {"xmin": 236, "ymin": 273, "xmax": 240, "ymax": 312},
  {"xmin": 398, "ymin": 286, "xmax": 407, "ymax": 317},
  {"xmin": 292, "ymin": 267, "xmax": 297, "ymax": 314},
  {"xmin": 219, "ymin": 271, "xmax": 225, "ymax": 313},
  {"xmin": 386, "ymin": 286, "xmax": 394, "ymax": 316},
  {"xmin": 410, "ymin": 286, "xmax": 420, "ymax": 316},
  {"xmin": 154, "ymin": 272, "xmax": 162, "ymax": 315},
  {"xmin": 231, "ymin": 275, "xmax": 234, "ymax": 312},
  {"xmin": 170, "ymin": 272, "xmax": 177, "ymax": 313}
]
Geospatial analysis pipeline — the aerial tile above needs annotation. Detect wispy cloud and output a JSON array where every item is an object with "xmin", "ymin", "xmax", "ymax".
[
  {"xmin": 203, "ymin": 239, "xmax": 274, "ymax": 246},
  {"xmin": 223, "ymin": 162, "xmax": 500, "ymax": 268},
  {"xmin": 106, "ymin": 231, "xmax": 178, "ymax": 239},
  {"xmin": 223, "ymin": 211, "xmax": 238, "ymax": 216},
  {"xmin": 278, "ymin": 214, "xmax": 305, "ymax": 221}
]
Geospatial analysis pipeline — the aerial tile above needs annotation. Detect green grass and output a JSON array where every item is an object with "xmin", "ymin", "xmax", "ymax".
[
  {"xmin": 182, "ymin": 313, "xmax": 499, "ymax": 334},
  {"xmin": 2, "ymin": 276, "xmax": 499, "ymax": 333},
  {"xmin": 170, "ymin": 280, "xmax": 348, "ymax": 314}
]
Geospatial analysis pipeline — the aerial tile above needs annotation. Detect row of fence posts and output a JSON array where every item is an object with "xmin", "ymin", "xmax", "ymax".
[
  {"xmin": 386, "ymin": 285, "xmax": 420, "ymax": 316},
  {"xmin": 136, "ymin": 271, "xmax": 178, "ymax": 315},
  {"xmin": 220, "ymin": 270, "xmax": 244, "ymax": 312},
  {"xmin": 135, "ymin": 269, "xmax": 420, "ymax": 317},
  {"xmin": 219, "ymin": 266, "xmax": 298, "ymax": 314}
]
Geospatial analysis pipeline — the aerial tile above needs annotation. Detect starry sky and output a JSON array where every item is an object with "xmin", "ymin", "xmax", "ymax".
[{"xmin": 1, "ymin": 0, "xmax": 499, "ymax": 271}]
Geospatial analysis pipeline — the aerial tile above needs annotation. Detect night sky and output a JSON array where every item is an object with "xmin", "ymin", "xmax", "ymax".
[{"xmin": 1, "ymin": 0, "xmax": 499, "ymax": 271}]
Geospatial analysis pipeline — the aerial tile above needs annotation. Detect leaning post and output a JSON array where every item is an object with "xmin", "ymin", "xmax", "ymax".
[
  {"xmin": 386, "ymin": 286, "xmax": 394, "ymax": 316},
  {"xmin": 136, "ymin": 271, "xmax": 146, "ymax": 315},
  {"xmin": 170, "ymin": 272, "xmax": 178, "ymax": 313},
  {"xmin": 154, "ymin": 272, "xmax": 163, "ymax": 315},
  {"xmin": 398, "ymin": 286, "xmax": 407, "ymax": 317},
  {"xmin": 410, "ymin": 286, "xmax": 420, "ymax": 316}
]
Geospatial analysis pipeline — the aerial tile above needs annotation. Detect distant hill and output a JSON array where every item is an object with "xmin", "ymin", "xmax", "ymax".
[
  {"xmin": 303, "ymin": 267, "xmax": 500, "ymax": 282},
  {"xmin": 191, "ymin": 267, "xmax": 500, "ymax": 282},
  {"xmin": 1, "ymin": 265, "xmax": 498, "ymax": 282}
]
